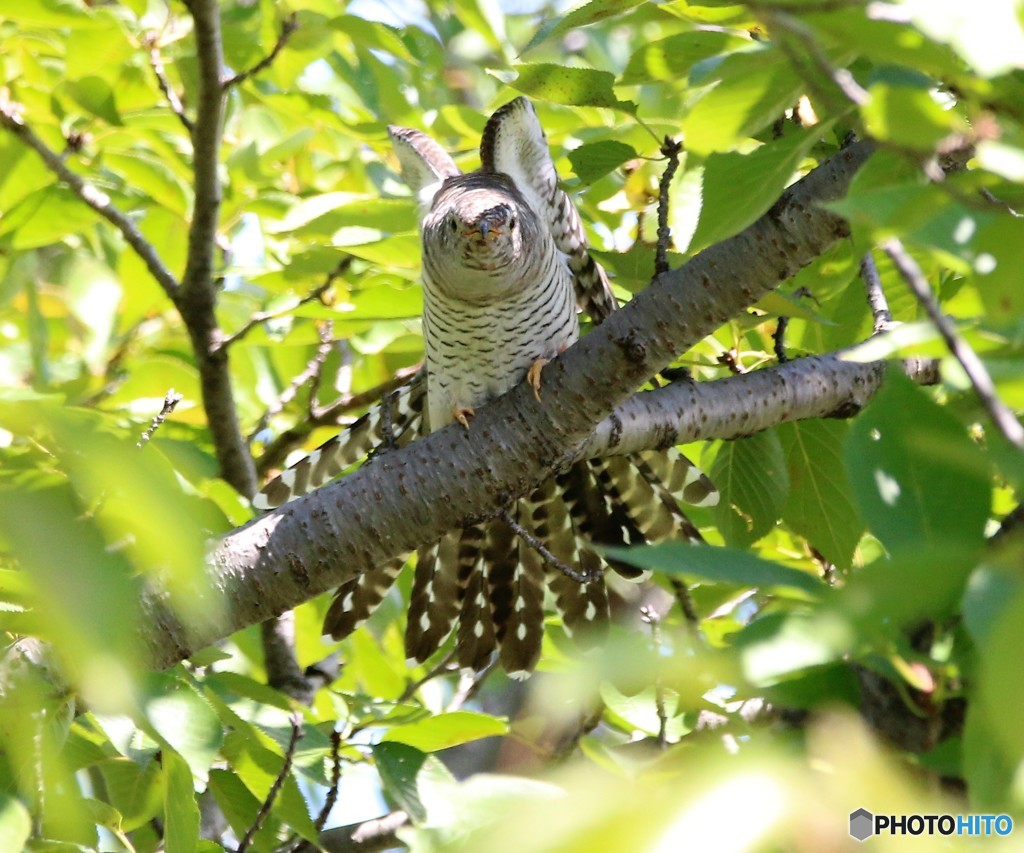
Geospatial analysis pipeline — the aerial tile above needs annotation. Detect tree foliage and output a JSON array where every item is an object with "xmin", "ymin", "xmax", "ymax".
[{"xmin": 0, "ymin": 0, "xmax": 1022, "ymax": 850}]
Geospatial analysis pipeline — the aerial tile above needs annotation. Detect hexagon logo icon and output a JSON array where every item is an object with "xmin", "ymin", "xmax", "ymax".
[{"xmin": 850, "ymin": 808, "xmax": 874, "ymax": 842}]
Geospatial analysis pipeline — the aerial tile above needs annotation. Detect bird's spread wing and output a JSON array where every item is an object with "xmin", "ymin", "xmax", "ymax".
[
  {"xmin": 387, "ymin": 125, "xmax": 461, "ymax": 212},
  {"xmin": 480, "ymin": 96, "xmax": 618, "ymax": 324}
]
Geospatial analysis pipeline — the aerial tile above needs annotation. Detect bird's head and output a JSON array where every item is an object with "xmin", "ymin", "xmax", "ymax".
[{"xmin": 421, "ymin": 173, "xmax": 546, "ymax": 302}]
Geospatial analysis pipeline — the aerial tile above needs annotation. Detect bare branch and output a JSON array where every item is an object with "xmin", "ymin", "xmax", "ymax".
[
  {"xmin": 223, "ymin": 13, "xmax": 299, "ymax": 89},
  {"xmin": 236, "ymin": 712, "xmax": 302, "ymax": 853},
  {"xmin": 317, "ymin": 811, "xmax": 410, "ymax": 853},
  {"xmin": 583, "ymin": 351, "xmax": 939, "ymax": 460},
  {"xmin": 760, "ymin": 8, "xmax": 869, "ymax": 108},
  {"xmin": 249, "ymin": 323, "xmax": 334, "ymax": 444},
  {"xmin": 255, "ymin": 364, "xmax": 422, "ymax": 477},
  {"xmin": 773, "ymin": 316, "xmax": 790, "ymax": 363},
  {"xmin": 497, "ymin": 509, "xmax": 602, "ymax": 583},
  {"xmin": 655, "ymin": 136, "xmax": 683, "ymax": 275},
  {"xmin": 640, "ymin": 607, "xmax": 670, "ymax": 749},
  {"xmin": 181, "ymin": 0, "xmax": 225, "ymax": 299},
  {"xmin": 882, "ymin": 238, "xmax": 1024, "ymax": 449},
  {"xmin": 860, "ymin": 251, "xmax": 895, "ymax": 333},
  {"xmin": 137, "ymin": 389, "xmax": 184, "ymax": 447},
  {"xmin": 261, "ymin": 614, "xmax": 316, "ymax": 704},
  {"xmin": 178, "ymin": 0, "xmax": 259, "ymax": 498},
  {"xmin": 315, "ymin": 729, "xmax": 343, "ymax": 833},
  {"xmin": 0, "ymin": 98, "xmax": 180, "ymax": 301},
  {"xmin": 220, "ymin": 258, "xmax": 350, "ymax": 351},
  {"xmin": 147, "ymin": 37, "xmax": 194, "ymax": 132}
]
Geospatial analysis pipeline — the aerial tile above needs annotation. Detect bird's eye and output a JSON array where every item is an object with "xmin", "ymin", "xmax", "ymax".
[
  {"xmin": 508, "ymin": 215, "xmax": 517, "ymax": 230},
  {"xmin": 448, "ymin": 216, "xmax": 458, "ymax": 232}
]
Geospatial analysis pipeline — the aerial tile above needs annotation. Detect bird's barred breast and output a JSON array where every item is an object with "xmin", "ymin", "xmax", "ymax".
[{"xmin": 422, "ymin": 247, "xmax": 578, "ymax": 431}]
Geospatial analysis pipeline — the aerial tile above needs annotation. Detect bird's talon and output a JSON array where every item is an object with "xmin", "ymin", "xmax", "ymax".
[
  {"xmin": 454, "ymin": 407, "xmax": 475, "ymax": 429},
  {"xmin": 527, "ymin": 359, "xmax": 549, "ymax": 402}
]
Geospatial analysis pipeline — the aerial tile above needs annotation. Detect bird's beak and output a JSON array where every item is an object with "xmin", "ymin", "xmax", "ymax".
[{"xmin": 479, "ymin": 219, "xmax": 490, "ymax": 239}]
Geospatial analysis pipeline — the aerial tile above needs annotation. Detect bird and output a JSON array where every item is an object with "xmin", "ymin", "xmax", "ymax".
[{"xmin": 254, "ymin": 97, "xmax": 718, "ymax": 676}]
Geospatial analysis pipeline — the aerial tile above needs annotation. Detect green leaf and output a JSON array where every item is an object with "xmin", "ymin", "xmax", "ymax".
[
  {"xmin": 977, "ymin": 588, "xmax": 1024, "ymax": 762},
  {"xmin": 162, "ymin": 749, "xmax": 200, "ymax": 853},
  {"xmin": 505, "ymin": 64, "xmax": 636, "ymax": 114},
  {"xmin": 861, "ymin": 83, "xmax": 965, "ymax": 151},
  {"xmin": 620, "ymin": 30, "xmax": 748, "ymax": 85},
  {"xmin": 735, "ymin": 611, "xmax": 854, "ymax": 685},
  {"xmin": 208, "ymin": 769, "xmax": 278, "ymax": 851},
  {"xmin": 64, "ymin": 75, "xmax": 122, "ymax": 125},
  {"xmin": 0, "ymin": 186, "xmax": 100, "ymax": 249},
  {"xmin": 143, "ymin": 676, "xmax": 223, "ymax": 786},
  {"xmin": 603, "ymin": 542, "xmax": 822, "ymax": 595},
  {"xmin": 374, "ymin": 742, "xmax": 431, "ymax": 822},
  {"xmin": 835, "ymin": 546, "xmax": 978, "ymax": 635},
  {"xmin": 600, "ymin": 683, "xmax": 686, "ymax": 739},
  {"xmin": 0, "ymin": 0, "xmax": 110, "ymax": 28},
  {"xmin": 710, "ymin": 431, "xmax": 789, "ymax": 548},
  {"xmin": 0, "ymin": 467, "xmax": 141, "ymax": 703},
  {"xmin": 689, "ymin": 127, "xmax": 826, "ymax": 252},
  {"xmin": 332, "ymin": 15, "xmax": 415, "ymax": 62},
  {"xmin": 382, "ymin": 711, "xmax": 509, "ymax": 751},
  {"xmin": 0, "ymin": 794, "xmax": 31, "ymax": 853},
  {"xmin": 567, "ymin": 140, "xmax": 637, "ymax": 185},
  {"xmin": 525, "ymin": 0, "xmax": 645, "ymax": 53},
  {"xmin": 681, "ymin": 47, "xmax": 803, "ymax": 154},
  {"xmin": 98, "ymin": 757, "xmax": 164, "ymax": 831},
  {"xmin": 778, "ymin": 420, "xmax": 864, "ymax": 569},
  {"xmin": 845, "ymin": 370, "xmax": 990, "ymax": 556}
]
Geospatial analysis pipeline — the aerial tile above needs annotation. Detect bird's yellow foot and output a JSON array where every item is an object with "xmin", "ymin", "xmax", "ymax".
[
  {"xmin": 454, "ymin": 406, "xmax": 475, "ymax": 429},
  {"xmin": 527, "ymin": 358, "xmax": 550, "ymax": 401}
]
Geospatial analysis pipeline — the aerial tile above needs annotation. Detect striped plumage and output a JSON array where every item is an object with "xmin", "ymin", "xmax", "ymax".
[{"xmin": 255, "ymin": 97, "xmax": 718, "ymax": 676}]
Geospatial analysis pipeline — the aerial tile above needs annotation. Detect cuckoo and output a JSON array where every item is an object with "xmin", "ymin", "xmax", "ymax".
[{"xmin": 255, "ymin": 97, "xmax": 718, "ymax": 676}]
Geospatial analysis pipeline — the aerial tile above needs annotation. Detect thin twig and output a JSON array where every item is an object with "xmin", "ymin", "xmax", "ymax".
[
  {"xmin": 254, "ymin": 365, "xmax": 422, "ymax": 477},
  {"xmin": 860, "ymin": 252, "xmax": 895, "ymax": 333},
  {"xmin": 219, "ymin": 258, "xmax": 349, "ymax": 351},
  {"xmin": 249, "ymin": 323, "xmax": 334, "ymax": 443},
  {"xmin": 655, "ymin": 137, "xmax": 683, "ymax": 276},
  {"xmin": 640, "ymin": 607, "xmax": 670, "ymax": 749},
  {"xmin": 0, "ymin": 98, "xmax": 181, "ymax": 301},
  {"xmin": 497, "ymin": 508, "xmax": 603, "ymax": 583},
  {"xmin": 147, "ymin": 38, "xmax": 194, "ymax": 132},
  {"xmin": 760, "ymin": 8, "xmax": 869, "ymax": 107},
  {"xmin": 236, "ymin": 712, "xmax": 302, "ymax": 853},
  {"xmin": 314, "ymin": 729, "xmax": 343, "ymax": 832},
  {"xmin": 137, "ymin": 389, "xmax": 184, "ymax": 447},
  {"xmin": 773, "ymin": 317, "xmax": 790, "ymax": 364},
  {"xmin": 363, "ymin": 385, "xmax": 400, "ymax": 464},
  {"xmin": 668, "ymin": 577, "xmax": 700, "ymax": 631},
  {"xmin": 882, "ymin": 238, "xmax": 1024, "ymax": 449},
  {"xmin": 396, "ymin": 651, "xmax": 457, "ymax": 704},
  {"xmin": 223, "ymin": 13, "xmax": 299, "ymax": 88}
]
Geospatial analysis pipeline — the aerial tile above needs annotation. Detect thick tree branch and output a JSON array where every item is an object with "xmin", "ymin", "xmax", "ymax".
[
  {"xmin": 137, "ymin": 141, "xmax": 878, "ymax": 669},
  {"xmin": 581, "ymin": 352, "xmax": 939, "ymax": 459},
  {"xmin": 177, "ymin": 0, "xmax": 259, "ymax": 498},
  {"xmin": 0, "ymin": 99, "xmax": 180, "ymax": 301}
]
